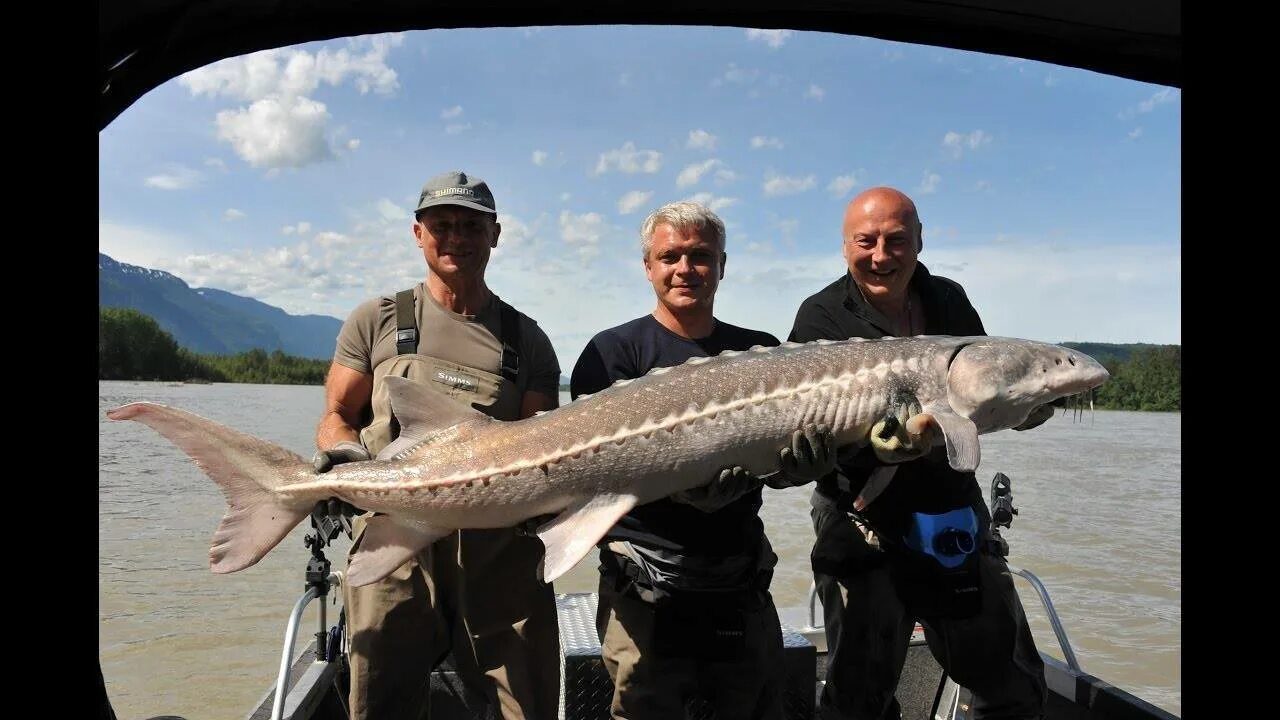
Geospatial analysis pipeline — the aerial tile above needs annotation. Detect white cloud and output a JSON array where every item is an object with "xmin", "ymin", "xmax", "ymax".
[
  {"xmin": 677, "ymin": 159, "xmax": 724, "ymax": 188},
  {"xmin": 179, "ymin": 35, "xmax": 402, "ymax": 101},
  {"xmin": 715, "ymin": 168, "xmax": 737, "ymax": 184},
  {"xmin": 827, "ymin": 173, "xmax": 861, "ymax": 197},
  {"xmin": 144, "ymin": 165, "xmax": 202, "ymax": 190},
  {"xmin": 178, "ymin": 35, "xmax": 402, "ymax": 169},
  {"xmin": 1044, "ymin": 75, "xmax": 1059, "ymax": 87},
  {"xmin": 1128, "ymin": 127, "xmax": 1144, "ymax": 140},
  {"xmin": 532, "ymin": 150, "xmax": 549, "ymax": 166},
  {"xmin": 685, "ymin": 192, "xmax": 738, "ymax": 213},
  {"xmin": 917, "ymin": 171, "xmax": 941, "ymax": 194},
  {"xmin": 490, "ymin": 212, "xmax": 540, "ymax": 257},
  {"xmin": 445, "ymin": 123, "xmax": 471, "ymax": 135},
  {"xmin": 617, "ymin": 190, "xmax": 654, "ymax": 215},
  {"xmin": 763, "ymin": 173, "xmax": 816, "ymax": 197},
  {"xmin": 804, "ymin": 84, "xmax": 825, "ymax": 101},
  {"xmin": 750, "ymin": 136, "xmax": 784, "ymax": 150},
  {"xmin": 376, "ymin": 198, "xmax": 407, "ymax": 221},
  {"xmin": 745, "ymin": 29, "xmax": 793, "ymax": 48},
  {"xmin": 686, "ymin": 129, "xmax": 718, "ymax": 151},
  {"xmin": 942, "ymin": 130, "xmax": 992, "ymax": 158},
  {"xmin": 98, "ymin": 221, "xmax": 209, "ymax": 271},
  {"xmin": 204, "ymin": 158, "xmax": 227, "ymax": 172},
  {"xmin": 440, "ymin": 105, "xmax": 463, "ymax": 119},
  {"xmin": 215, "ymin": 95, "xmax": 334, "ymax": 168},
  {"xmin": 712, "ymin": 63, "xmax": 761, "ymax": 88},
  {"xmin": 595, "ymin": 142, "xmax": 663, "ymax": 175},
  {"xmin": 135, "ymin": 199, "xmax": 431, "ymax": 320},
  {"xmin": 1138, "ymin": 88, "xmax": 1178, "ymax": 112},
  {"xmin": 282, "ymin": 222, "xmax": 312, "ymax": 236},
  {"xmin": 223, "ymin": 208, "xmax": 246, "ymax": 221},
  {"xmin": 559, "ymin": 210, "xmax": 607, "ymax": 261},
  {"xmin": 1119, "ymin": 88, "xmax": 1180, "ymax": 119},
  {"xmin": 346, "ymin": 138, "xmax": 361, "ymax": 151}
]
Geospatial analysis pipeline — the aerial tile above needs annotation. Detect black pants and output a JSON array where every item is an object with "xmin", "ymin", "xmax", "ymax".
[{"xmin": 811, "ymin": 498, "xmax": 1047, "ymax": 720}]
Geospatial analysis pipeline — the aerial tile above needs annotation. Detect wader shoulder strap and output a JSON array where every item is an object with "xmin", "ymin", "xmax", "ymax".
[
  {"xmin": 498, "ymin": 300, "xmax": 520, "ymax": 384},
  {"xmin": 395, "ymin": 289, "xmax": 520, "ymax": 380},
  {"xmin": 395, "ymin": 289, "xmax": 417, "ymax": 355}
]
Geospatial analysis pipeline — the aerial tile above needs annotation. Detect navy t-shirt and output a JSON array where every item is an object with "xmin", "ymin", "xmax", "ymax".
[{"xmin": 570, "ymin": 314, "xmax": 780, "ymax": 557}]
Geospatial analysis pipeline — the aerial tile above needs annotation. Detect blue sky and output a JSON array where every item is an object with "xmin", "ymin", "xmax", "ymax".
[{"xmin": 99, "ymin": 26, "xmax": 1181, "ymax": 368}]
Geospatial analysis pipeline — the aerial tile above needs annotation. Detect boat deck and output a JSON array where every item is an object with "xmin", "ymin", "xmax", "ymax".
[{"xmin": 250, "ymin": 591, "xmax": 1178, "ymax": 720}]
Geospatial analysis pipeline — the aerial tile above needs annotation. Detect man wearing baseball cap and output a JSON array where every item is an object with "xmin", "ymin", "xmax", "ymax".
[{"xmin": 315, "ymin": 170, "xmax": 563, "ymax": 719}]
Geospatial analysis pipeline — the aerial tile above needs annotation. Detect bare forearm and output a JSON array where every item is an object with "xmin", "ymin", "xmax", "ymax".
[
  {"xmin": 316, "ymin": 411, "xmax": 360, "ymax": 449},
  {"xmin": 317, "ymin": 361, "xmax": 373, "ymax": 450}
]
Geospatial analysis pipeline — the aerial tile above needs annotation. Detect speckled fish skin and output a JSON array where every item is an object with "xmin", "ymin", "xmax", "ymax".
[{"xmin": 106, "ymin": 335, "xmax": 1108, "ymax": 584}]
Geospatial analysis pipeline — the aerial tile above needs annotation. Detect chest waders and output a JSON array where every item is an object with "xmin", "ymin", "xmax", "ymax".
[
  {"xmin": 345, "ymin": 288, "xmax": 550, "ymax": 712},
  {"xmin": 360, "ymin": 288, "xmax": 523, "ymax": 455}
]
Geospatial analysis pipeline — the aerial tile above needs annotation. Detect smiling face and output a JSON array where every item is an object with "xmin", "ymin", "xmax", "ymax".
[
  {"xmin": 842, "ymin": 187, "xmax": 922, "ymax": 308},
  {"xmin": 413, "ymin": 205, "xmax": 500, "ymax": 282},
  {"xmin": 644, "ymin": 222, "xmax": 725, "ymax": 320}
]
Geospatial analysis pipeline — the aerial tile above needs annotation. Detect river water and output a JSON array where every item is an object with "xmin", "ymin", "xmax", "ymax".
[{"xmin": 99, "ymin": 381, "xmax": 1180, "ymax": 719}]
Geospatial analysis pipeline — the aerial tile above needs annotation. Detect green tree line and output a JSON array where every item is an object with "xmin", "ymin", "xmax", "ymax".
[
  {"xmin": 99, "ymin": 308, "xmax": 328, "ymax": 385},
  {"xmin": 1091, "ymin": 345, "xmax": 1180, "ymax": 411}
]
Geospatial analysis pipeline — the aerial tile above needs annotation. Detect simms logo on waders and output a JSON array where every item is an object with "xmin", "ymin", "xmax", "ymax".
[{"xmin": 434, "ymin": 370, "xmax": 479, "ymax": 393}]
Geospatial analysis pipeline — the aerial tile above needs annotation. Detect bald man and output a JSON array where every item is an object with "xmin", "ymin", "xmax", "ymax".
[{"xmin": 788, "ymin": 187, "xmax": 1048, "ymax": 720}]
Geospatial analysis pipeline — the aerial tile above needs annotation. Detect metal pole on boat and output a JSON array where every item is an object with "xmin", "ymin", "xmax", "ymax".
[
  {"xmin": 1006, "ymin": 564, "xmax": 1081, "ymax": 672},
  {"xmin": 269, "ymin": 505, "xmax": 350, "ymax": 720},
  {"xmin": 272, "ymin": 585, "xmax": 321, "ymax": 720},
  {"xmin": 808, "ymin": 580, "xmax": 820, "ymax": 629}
]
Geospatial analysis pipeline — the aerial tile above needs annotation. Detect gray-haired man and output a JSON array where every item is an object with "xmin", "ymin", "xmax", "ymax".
[{"xmin": 570, "ymin": 200, "xmax": 835, "ymax": 719}]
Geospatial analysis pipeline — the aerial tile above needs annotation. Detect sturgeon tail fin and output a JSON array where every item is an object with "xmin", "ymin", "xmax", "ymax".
[{"xmin": 106, "ymin": 402, "xmax": 313, "ymax": 574}]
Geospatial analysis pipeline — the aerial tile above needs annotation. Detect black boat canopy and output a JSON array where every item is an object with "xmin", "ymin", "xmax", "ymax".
[{"xmin": 99, "ymin": 0, "xmax": 1181, "ymax": 131}]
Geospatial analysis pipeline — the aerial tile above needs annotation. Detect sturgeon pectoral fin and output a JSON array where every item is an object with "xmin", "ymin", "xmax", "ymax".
[
  {"xmin": 346, "ymin": 515, "xmax": 453, "ymax": 587},
  {"xmin": 909, "ymin": 406, "xmax": 981, "ymax": 472},
  {"xmin": 536, "ymin": 494, "xmax": 639, "ymax": 583}
]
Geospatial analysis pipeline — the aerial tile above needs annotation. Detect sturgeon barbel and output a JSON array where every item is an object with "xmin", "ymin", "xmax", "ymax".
[{"xmin": 106, "ymin": 335, "xmax": 1108, "ymax": 586}]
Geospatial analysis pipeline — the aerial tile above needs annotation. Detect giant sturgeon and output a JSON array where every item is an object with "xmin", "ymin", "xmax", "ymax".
[{"xmin": 106, "ymin": 335, "xmax": 1108, "ymax": 586}]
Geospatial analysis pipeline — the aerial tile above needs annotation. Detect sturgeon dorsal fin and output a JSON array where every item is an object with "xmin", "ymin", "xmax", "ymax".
[{"xmin": 378, "ymin": 376, "xmax": 493, "ymax": 460}]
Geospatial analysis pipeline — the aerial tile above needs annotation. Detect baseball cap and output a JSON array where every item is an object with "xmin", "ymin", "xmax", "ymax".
[{"xmin": 414, "ymin": 170, "xmax": 497, "ymax": 215}]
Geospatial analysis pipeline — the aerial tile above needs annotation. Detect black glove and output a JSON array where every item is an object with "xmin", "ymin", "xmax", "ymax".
[
  {"xmin": 310, "ymin": 497, "xmax": 361, "ymax": 538},
  {"xmin": 311, "ymin": 441, "xmax": 371, "ymax": 532},
  {"xmin": 671, "ymin": 466, "xmax": 762, "ymax": 512},
  {"xmin": 771, "ymin": 424, "xmax": 837, "ymax": 488},
  {"xmin": 312, "ymin": 440, "xmax": 372, "ymax": 473}
]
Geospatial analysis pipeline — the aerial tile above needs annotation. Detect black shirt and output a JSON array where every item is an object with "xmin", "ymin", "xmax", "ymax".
[
  {"xmin": 788, "ymin": 263, "xmax": 988, "ymax": 541},
  {"xmin": 571, "ymin": 314, "xmax": 780, "ymax": 557}
]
